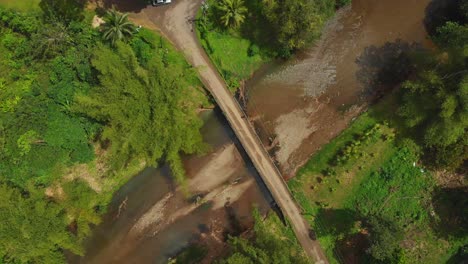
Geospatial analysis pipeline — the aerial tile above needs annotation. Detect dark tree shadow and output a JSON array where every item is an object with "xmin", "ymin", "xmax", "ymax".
[
  {"xmin": 224, "ymin": 202, "xmax": 244, "ymax": 237},
  {"xmin": 446, "ymin": 244, "xmax": 468, "ymax": 264},
  {"xmin": 430, "ymin": 186, "xmax": 468, "ymax": 239},
  {"xmin": 314, "ymin": 208, "xmax": 359, "ymax": 237},
  {"xmin": 423, "ymin": 0, "xmax": 467, "ymax": 37},
  {"xmin": 97, "ymin": 0, "xmax": 148, "ymax": 13},
  {"xmin": 239, "ymin": 0, "xmax": 278, "ymax": 56},
  {"xmin": 314, "ymin": 208, "xmax": 373, "ymax": 263},
  {"xmin": 314, "ymin": 208, "xmax": 407, "ymax": 263},
  {"xmin": 335, "ymin": 232, "xmax": 371, "ymax": 264},
  {"xmin": 40, "ymin": 0, "xmax": 87, "ymax": 24},
  {"xmin": 355, "ymin": 39, "xmax": 425, "ymax": 100}
]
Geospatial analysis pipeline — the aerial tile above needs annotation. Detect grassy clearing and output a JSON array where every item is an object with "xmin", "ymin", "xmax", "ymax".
[
  {"xmin": 288, "ymin": 95, "xmax": 467, "ymax": 263},
  {"xmin": 196, "ymin": 14, "xmax": 269, "ymax": 92},
  {"xmin": 0, "ymin": 0, "xmax": 40, "ymax": 11}
]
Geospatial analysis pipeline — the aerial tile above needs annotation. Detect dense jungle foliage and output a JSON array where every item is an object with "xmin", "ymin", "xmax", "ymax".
[{"xmin": 0, "ymin": 1, "xmax": 207, "ymax": 262}]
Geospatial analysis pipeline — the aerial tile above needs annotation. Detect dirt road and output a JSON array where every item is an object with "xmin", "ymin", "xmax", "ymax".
[{"xmin": 117, "ymin": 0, "xmax": 329, "ymax": 262}]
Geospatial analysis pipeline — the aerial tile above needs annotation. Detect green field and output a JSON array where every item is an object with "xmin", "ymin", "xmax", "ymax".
[
  {"xmin": 0, "ymin": 0, "xmax": 40, "ymax": 11},
  {"xmin": 196, "ymin": 18, "xmax": 269, "ymax": 92},
  {"xmin": 288, "ymin": 95, "xmax": 467, "ymax": 263}
]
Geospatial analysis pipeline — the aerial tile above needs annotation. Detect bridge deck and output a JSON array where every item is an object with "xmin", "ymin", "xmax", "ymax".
[{"xmin": 135, "ymin": 1, "xmax": 329, "ymax": 262}]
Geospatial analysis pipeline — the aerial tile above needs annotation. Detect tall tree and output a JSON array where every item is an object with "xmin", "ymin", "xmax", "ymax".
[
  {"xmin": 222, "ymin": 211, "xmax": 310, "ymax": 264},
  {"xmin": 216, "ymin": 0, "xmax": 248, "ymax": 28},
  {"xmin": 366, "ymin": 216, "xmax": 404, "ymax": 262},
  {"xmin": 261, "ymin": 0, "xmax": 322, "ymax": 55},
  {"xmin": 101, "ymin": 9, "xmax": 135, "ymax": 46},
  {"xmin": 398, "ymin": 48, "xmax": 467, "ymax": 170},
  {"xmin": 0, "ymin": 184, "xmax": 81, "ymax": 263},
  {"xmin": 39, "ymin": 0, "xmax": 86, "ymax": 24},
  {"xmin": 75, "ymin": 42, "xmax": 204, "ymax": 182}
]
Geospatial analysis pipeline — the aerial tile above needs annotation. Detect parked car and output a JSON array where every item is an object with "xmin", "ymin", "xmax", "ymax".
[{"xmin": 149, "ymin": 0, "xmax": 172, "ymax": 6}]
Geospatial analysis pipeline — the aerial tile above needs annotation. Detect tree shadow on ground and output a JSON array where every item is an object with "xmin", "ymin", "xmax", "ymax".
[
  {"xmin": 355, "ymin": 39, "xmax": 425, "ymax": 100},
  {"xmin": 96, "ymin": 0, "xmax": 148, "ymax": 13},
  {"xmin": 446, "ymin": 244, "xmax": 468, "ymax": 264},
  {"xmin": 335, "ymin": 232, "xmax": 371, "ymax": 264},
  {"xmin": 430, "ymin": 186, "xmax": 468, "ymax": 240},
  {"xmin": 238, "ymin": 0, "xmax": 278, "ymax": 56},
  {"xmin": 314, "ymin": 208, "xmax": 406, "ymax": 264},
  {"xmin": 224, "ymin": 202, "xmax": 244, "ymax": 237},
  {"xmin": 314, "ymin": 208, "xmax": 358, "ymax": 237},
  {"xmin": 39, "ymin": 0, "xmax": 87, "ymax": 23},
  {"xmin": 423, "ymin": 0, "xmax": 467, "ymax": 36},
  {"xmin": 314, "ymin": 208, "xmax": 373, "ymax": 263}
]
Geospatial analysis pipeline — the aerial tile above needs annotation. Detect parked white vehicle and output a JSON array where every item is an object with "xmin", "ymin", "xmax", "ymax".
[{"xmin": 150, "ymin": 0, "xmax": 171, "ymax": 6}]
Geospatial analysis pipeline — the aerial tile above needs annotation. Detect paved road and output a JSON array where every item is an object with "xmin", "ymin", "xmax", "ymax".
[{"xmin": 128, "ymin": 1, "xmax": 329, "ymax": 263}]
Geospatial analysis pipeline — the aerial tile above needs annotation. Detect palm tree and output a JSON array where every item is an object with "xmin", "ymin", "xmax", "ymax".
[
  {"xmin": 101, "ymin": 8, "xmax": 136, "ymax": 46},
  {"xmin": 216, "ymin": 0, "xmax": 248, "ymax": 28}
]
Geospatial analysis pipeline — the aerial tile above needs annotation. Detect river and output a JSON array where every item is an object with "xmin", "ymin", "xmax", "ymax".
[
  {"xmin": 70, "ymin": 109, "xmax": 271, "ymax": 263},
  {"xmin": 76, "ymin": 0, "xmax": 433, "ymax": 262},
  {"xmin": 246, "ymin": 0, "xmax": 432, "ymax": 177}
]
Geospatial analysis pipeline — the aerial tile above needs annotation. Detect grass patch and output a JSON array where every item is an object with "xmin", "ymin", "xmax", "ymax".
[
  {"xmin": 0, "ymin": 0, "xmax": 40, "ymax": 11},
  {"xmin": 289, "ymin": 95, "xmax": 467, "ymax": 263},
  {"xmin": 196, "ymin": 12, "xmax": 269, "ymax": 92}
]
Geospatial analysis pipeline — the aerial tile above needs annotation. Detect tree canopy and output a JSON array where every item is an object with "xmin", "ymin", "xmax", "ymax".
[
  {"xmin": 216, "ymin": 0, "xmax": 248, "ymax": 28},
  {"xmin": 222, "ymin": 211, "xmax": 310, "ymax": 264},
  {"xmin": 0, "ymin": 184, "xmax": 81, "ymax": 263},
  {"xmin": 0, "ymin": 3, "xmax": 206, "ymax": 262},
  {"xmin": 398, "ymin": 1, "xmax": 468, "ymax": 170},
  {"xmin": 101, "ymin": 8, "xmax": 136, "ymax": 46},
  {"xmin": 261, "ymin": 0, "xmax": 324, "ymax": 55},
  {"xmin": 75, "ymin": 40, "xmax": 205, "ymax": 181}
]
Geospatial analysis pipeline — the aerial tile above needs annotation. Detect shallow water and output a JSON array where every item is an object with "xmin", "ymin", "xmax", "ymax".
[
  {"xmin": 70, "ymin": 109, "xmax": 271, "ymax": 264},
  {"xmin": 246, "ymin": 0, "xmax": 433, "ymax": 176},
  {"xmin": 70, "ymin": 0, "xmax": 435, "ymax": 262}
]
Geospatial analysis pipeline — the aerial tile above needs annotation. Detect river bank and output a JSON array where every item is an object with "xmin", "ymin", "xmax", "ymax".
[
  {"xmin": 79, "ymin": 0, "xmax": 436, "ymax": 262},
  {"xmin": 246, "ymin": 0, "xmax": 433, "ymax": 177},
  {"xmin": 70, "ymin": 109, "xmax": 271, "ymax": 263}
]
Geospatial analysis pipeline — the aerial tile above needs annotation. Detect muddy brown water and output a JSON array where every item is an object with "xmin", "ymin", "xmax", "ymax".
[
  {"xmin": 69, "ymin": 109, "xmax": 271, "ymax": 264},
  {"xmin": 246, "ymin": 0, "xmax": 433, "ymax": 177},
  {"xmin": 74, "ymin": 0, "xmax": 434, "ymax": 262}
]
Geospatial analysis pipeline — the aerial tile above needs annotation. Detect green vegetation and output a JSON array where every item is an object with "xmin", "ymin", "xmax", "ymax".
[
  {"xmin": 0, "ymin": 0, "xmax": 39, "ymax": 11},
  {"xmin": 216, "ymin": 0, "xmax": 247, "ymax": 28},
  {"xmin": 288, "ymin": 2, "xmax": 468, "ymax": 263},
  {"xmin": 196, "ymin": 26, "xmax": 266, "ymax": 92},
  {"xmin": 101, "ymin": 8, "xmax": 136, "ymax": 46},
  {"xmin": 398, "ymin": 4, "xmax": 468, "ymax": 171},
  {"xmin": 171, "ymin": 245, "xmax": 207, "ymax": 264},
  {"xmin": 0, "ymin": 2, "xmax": 207, "ymax": 262},
  {"xmin": 75, "ymin": 36, "xmax": 207, "ymax": 186},
  {"xmin": 197, "ymin": 0, "xmax": 347, "ymax": 91},
  {"xmin": 221, "ymin": 209, "xmax": 310, "ymax": 264},
  {"xmin": 289, "ymin": 97, "xmax": 466, "ymax": 263}
]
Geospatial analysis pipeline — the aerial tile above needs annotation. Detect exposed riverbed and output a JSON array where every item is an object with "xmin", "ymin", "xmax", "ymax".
[
  {"xmin": 246, "ymin": 0, "xmax": 432, "ymax": 177},
  {"xmin": 78, "ymin": 0, "xmax": 434, "ymax": 262},
  {"xmin": 70, "ymin": 110, "xmax": 271, "ymax": 264}
]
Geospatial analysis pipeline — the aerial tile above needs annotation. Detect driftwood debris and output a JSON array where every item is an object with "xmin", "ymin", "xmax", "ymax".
[
  {"xmin": 266, "ymin": 136, "xmax": 280, "ymax": 151},
  {"xmin": 115, "ymin": 196, "xmax": 128, "ymax": 219}
]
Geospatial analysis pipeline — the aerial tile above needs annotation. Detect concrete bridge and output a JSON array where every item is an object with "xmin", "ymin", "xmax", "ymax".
[{"xmin": 127, "ymin": 0, "xmax": 329, "ymax": 262}]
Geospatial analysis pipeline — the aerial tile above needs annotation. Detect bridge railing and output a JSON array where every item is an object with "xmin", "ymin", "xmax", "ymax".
[{"xmin": 206, "ymin": 72, "xmax": 297, "ymax": 204}]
